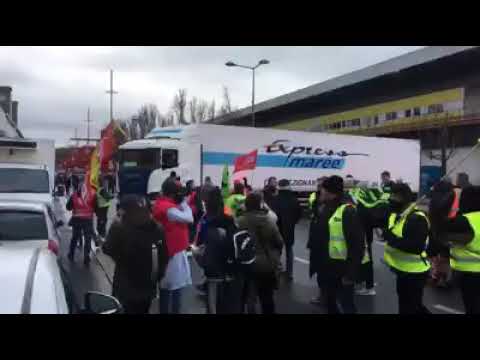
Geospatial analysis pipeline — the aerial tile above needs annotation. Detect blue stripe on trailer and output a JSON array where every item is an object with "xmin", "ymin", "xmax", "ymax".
[
  {"xmin": 202, "ymin": 151, "xmax": 346, "ymax": 170},
  {"xmin": 149, "ymin": 129, "xmax": 183, "ymax": 134}
]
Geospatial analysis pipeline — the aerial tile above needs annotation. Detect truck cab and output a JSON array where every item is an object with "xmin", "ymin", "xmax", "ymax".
[
  {"xmin": 0, "ymin": 137, "xmax": 55, "ymax": 206},
  {"xmin": 117, "ymin": 138, "xmax": 201, "ymax": 200},
  {"xmin": 0, "ymin": 163, "xmax": 51, "ymax": 204}
]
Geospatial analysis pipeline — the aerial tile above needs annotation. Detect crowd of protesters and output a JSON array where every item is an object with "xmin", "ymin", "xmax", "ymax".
[{"xmin": 63, "ymin": 168, "xmax": 479, "ymax": 315}]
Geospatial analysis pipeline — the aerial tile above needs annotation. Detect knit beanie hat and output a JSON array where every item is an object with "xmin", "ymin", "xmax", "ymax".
[{"xmin": 322, "ymin": 175, "xmax": 344, "ymax": 195}]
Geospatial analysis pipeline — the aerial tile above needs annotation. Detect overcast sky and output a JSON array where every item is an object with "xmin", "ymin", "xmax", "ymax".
[{"xmin": 0, "ymin": 46, "xmax": 423, "ymax": 146}]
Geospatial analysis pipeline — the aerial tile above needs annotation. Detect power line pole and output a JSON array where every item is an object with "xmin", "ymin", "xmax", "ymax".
[
  {"xmin": 106, "ymin": 69, "xmax": 118, "ymax": 123},
  {"xmin": 85, "ymin": 107, "xmax": 93, "ymax": 144},
  {"xmin": 74, "ymin": 128, "xmax": 79, "ymax": 147}
]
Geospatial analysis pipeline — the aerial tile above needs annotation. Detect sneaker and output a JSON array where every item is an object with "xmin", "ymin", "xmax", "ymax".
[
  {"xmin": 356, "ymin": 288, "xmax": 376, "ymax": 296},
  {"xmin": 355, "ymin": 283, "xmax": 366, "ymax": 291}
]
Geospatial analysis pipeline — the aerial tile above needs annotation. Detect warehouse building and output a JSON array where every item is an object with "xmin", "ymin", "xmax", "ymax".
[{"xmin": 213, "ymin": 46, "xmax": 480, "ymax": 189}]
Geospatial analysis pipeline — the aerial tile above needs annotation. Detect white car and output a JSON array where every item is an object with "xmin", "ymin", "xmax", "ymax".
[
  {"xmin": 0, "ymin": 201, "xmax": 122, "ymax": 314},
  {"xmin": 0, "ymin": 201, "xmax": 66, "ymax": 313}
]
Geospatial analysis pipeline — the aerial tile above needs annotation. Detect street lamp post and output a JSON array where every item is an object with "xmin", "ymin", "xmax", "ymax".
[{"xmin": 226, "ymin": 59, "xmax": 270, "ymax": 127}]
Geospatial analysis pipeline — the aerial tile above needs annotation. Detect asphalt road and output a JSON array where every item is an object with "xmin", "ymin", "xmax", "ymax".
[{"xmin": 53, "ymin": 196, "xmax": 465, "ymax": 314}]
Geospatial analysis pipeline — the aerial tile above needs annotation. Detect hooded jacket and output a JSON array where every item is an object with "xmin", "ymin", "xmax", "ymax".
[
  {"xmin": 237, "ymin": 209, "xmax": 284, "ymax": 277},
  {"xmin": 103, "ymin": 211, "xmax": 168, "ymax": 304},
  {"xmin": 196, "ymin": 214, "xmax": 238, "ymax": 279}
]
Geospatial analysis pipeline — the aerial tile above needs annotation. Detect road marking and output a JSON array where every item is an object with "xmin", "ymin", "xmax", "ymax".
[
  {"xmin": 432, "ymin": 304, "xmax": 464, "ymax": 314},
  {"xmin": 294, "ymin": 257, "xmax": 310, "ymax": 265}
]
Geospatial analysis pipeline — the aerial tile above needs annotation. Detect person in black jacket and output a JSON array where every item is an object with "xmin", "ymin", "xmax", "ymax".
[
  {"xmin": 372, "ymin": 183, "xmax": 431, "ymax": 314},
  {"xmin": 194, "ymin": 187, "xmax": 242, "ymax": 313},
  {"xmin": 263, "ymin": 176, "xmax": 278, "ymax": 210},
  {"xmin": 102, "ymin": 195, "xmax": 169, "ymax": 314},
  {"xmin": 272, "ymin": 179, "xmax": 302, "ymax": 282},
  {"xmin": 308, "ymin": 176, "xmax": 365, "ymax": 314}
]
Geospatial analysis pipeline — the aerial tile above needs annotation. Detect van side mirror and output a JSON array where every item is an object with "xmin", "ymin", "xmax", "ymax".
[{"xmin": 84, "ymin": 292, "xmax": 123, "ymax": 314}]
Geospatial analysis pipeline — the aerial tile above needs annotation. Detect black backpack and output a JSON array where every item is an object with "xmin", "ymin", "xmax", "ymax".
[{"xmin": 232, "ymin": 230, "xmax": 256, "ymax": 267}]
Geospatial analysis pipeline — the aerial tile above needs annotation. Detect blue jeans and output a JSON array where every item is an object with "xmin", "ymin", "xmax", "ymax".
[{"xmin": 159, "ymin": 288, "xmax": 183, "ymax": 314}]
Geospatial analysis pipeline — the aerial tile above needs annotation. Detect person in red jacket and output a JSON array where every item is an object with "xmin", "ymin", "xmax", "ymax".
[
  {"xmin": 66, "ymin": 177, "xmax": 96, "ymax": 266},
  {"xmin": 152, "ymin": 179, "xmax": 194, "ymax": 314}
]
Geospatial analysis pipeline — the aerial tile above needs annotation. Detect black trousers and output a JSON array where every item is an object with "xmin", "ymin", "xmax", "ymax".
[
  {"xmin": 285, "ymin": 245, "xmax": 294, "ymax": 278},
  {"xmin": 395, "ymin": 271, "xmax": 430, "ymax": 314},
  {"xmin": 361, "ymin": 230, "xmax": 374, "ymax": 289},
  {"xmin": 69, "ymin": 218, "xmax": 94, "ymax": 262},
  {"xmin": 243, "ymin": 275, "xmax": 276, "ymax": 314},
  {"xmin": 206, "ymin": 278, "xmax": 244, "ymax": 314},
  {"xmin": 324, "ymin": 276, "xmax": 356, "ymax": 314},
  {"xmin": 458, "ymin": 271, "xmax": 480, "ymax": 314},
  {"xmin": 96, "ymin": 207, "xmax": 109, "ymax": 238},
  {"xmin": 122, "ymin": 299, "xmax": 152, "ymax": 314}
]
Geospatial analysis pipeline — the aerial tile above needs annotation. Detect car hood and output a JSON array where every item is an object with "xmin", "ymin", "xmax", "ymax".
[
  {"xmin": 0, "ymin": 247, "xmax": 37, "ymax": 314},
  {"xmin": 0, "ymin": 246, "xmax": 66, "ymax": 314}
]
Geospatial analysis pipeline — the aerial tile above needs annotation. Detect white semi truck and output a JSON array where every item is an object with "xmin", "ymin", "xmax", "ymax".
[
  {"xmin": 117, "ymin": 124, "xmax": 420, "ymax": 206},
  {"xmin": 0, "ymin": 137, "xmax": 55, "ymax": 204}
]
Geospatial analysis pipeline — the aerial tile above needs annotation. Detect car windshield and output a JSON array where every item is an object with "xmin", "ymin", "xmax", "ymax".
[
  {"xmin": 0, "ymin": 211, "xmax": 48, "ymax": 240},
  {"xmin": 0, "ymin": 169, "xmax": 49, "ymax": 193}
]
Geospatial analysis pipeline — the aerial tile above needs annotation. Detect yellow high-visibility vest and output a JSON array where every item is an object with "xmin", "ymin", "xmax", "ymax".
[
  {"xmin": 384, "ymin": 209, "xmax": 430, "ymax": 273},
  {"xmin": 450, "ymin": 212, "xmax": 480, "ymax": 272}
]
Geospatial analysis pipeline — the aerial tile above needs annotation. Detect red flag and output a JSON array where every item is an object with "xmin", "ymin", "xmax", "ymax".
[
  {"xmin": 234, "ymin": 150, "xmax": 258, "ymax": 173},
  {"xmin": 99, "ymin": 121, "xmax": 125, "ymax": 172},
  {"xmin": 98, "ymin": 122, "xmax": 114, "ymax": 172}
]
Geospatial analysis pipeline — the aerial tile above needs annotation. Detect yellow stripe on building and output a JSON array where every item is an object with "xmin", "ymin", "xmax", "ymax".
[{"xmin": 274, "ymin": 88, "xmax": 464, "ymax": 131}]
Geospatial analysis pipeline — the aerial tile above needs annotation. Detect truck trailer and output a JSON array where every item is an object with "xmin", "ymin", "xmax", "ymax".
[{"xmin": 117, "ymin": 124, "xmax": 420, "ymax": 205}]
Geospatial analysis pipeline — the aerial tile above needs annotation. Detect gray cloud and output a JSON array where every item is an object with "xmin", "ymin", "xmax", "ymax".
[{"xmin": 0, "ymin": 46, "xmax": 423, "ymax": 146}]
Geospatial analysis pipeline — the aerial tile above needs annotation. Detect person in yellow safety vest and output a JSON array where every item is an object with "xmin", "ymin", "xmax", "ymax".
[
  {"xmin": 379, "ymin": 183, "xmax": 431, "ymax": 314},
  {"xmin": 225, "ymin": 182, "xmax": 246, "ymax": 218},
  {"xmin": 312, "ymin": 175, "xmax": 366, "ymax": 314},
  {"xmin": 95, "ymin": 177, "xmax": 114, "ymax": 242},
  {"xmin": 437, "ymin": 186, "xmax": 480, "ymax": 314},
  {"xmin": 344, "ymin": 179, "xmax": 387, "ymax": 296}
]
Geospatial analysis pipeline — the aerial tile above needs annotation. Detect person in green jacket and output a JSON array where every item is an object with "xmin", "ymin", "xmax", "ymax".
[{"xmin": 225, "ymin": 182, "xmax": 246, "ymax": 218}]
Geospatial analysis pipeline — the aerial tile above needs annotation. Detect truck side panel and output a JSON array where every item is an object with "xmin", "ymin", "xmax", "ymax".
[
  {"xmin": 0, "ymin": 138, "xmax": 55, "ymax": 192},
  {"xmin": 194, "ymin": 125, "xmax": 420, "ymax": 192}
]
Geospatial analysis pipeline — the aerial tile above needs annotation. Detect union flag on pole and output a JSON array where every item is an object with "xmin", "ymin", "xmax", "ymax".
[{"xmin": 234, "ymin": 150, "xmax": 258, "ymax": 173}]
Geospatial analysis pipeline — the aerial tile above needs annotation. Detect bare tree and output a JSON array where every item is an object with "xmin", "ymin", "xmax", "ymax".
[
  {"xmin": 165, "ymin": 111, "xmax": 175, "ymax": 127},
  {"xmin": 207, "ymin": 99, "xmax": 216, "ymax": 121},
  {"xmin": 136, "ymin": 104, "xmax": 159, "ymax": 138},
  {"xmin": 188, "ymin": 96, "xmax": 198, "ymax": 124},
  {"xmin": 127, "ymin": 118, "xmax": 140, "ymax": 140},
  {"xmin": 219, "ymin": 86, "xmax": 232, "ymax": 116},
  {"xmin": 196, "ymin": 100, "xmax": 208, "ymax": 123},
  {"xmin": 172, "ymin": 88, "xmax": 188, "ymax": 125}
]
